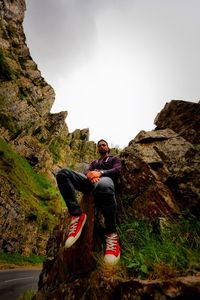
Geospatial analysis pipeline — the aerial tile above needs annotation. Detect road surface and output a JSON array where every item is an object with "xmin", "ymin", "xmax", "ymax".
[{"xmin": 0, "ymin": 268, "xmax": 41, "ymax": 300}]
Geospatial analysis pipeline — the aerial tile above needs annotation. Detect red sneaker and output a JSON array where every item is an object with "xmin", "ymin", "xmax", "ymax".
[
  {"xmin": 104, "ymin": 233, "xmax": 120, "ymax": 265},
  {"xmin": 65, "ymin": 213, "xmax": 87, "ymax": 248}
]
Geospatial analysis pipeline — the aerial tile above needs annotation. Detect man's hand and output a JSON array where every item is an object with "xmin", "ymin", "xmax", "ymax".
[{"xmin": 87, "ymin": 171, "xmax": 101, "ymax": 183}]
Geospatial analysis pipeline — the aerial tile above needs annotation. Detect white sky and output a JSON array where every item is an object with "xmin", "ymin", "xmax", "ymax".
[{"xmin": 24, "ymin": 0, "xmax": 200, "ymax": 148}]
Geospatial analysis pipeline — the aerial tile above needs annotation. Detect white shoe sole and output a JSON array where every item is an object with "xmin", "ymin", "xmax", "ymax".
[
  {"xmin": 104, "ymin": 253, "xmax": 120, "ymax": 265},
  {"xmin": 64, "ymin": 214, "xmax": 87, "ymax": 249}
]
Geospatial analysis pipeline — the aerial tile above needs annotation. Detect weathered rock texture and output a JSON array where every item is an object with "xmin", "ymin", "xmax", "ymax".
[
  {"xmin": 0, "ymin": 0, "xmax": 97, "ymax": 180},
  {"xmin": 119, "ymin": 127, "xmax": 200, "ymax": 222},
  {"xmin": 0, "ymin": 179, "xmax": 46, "ymax": 256},
  {"xmin": 154, "ymin": 100, "xmax": 200, "ymax": 144},
  {"xmin": 37, "ymin": 195, "xmax": 96, "ymax": 287},
  {"xmin": 36, "ymin": 271, "xmax": 200, "ymax": 300},
  {"xmin": 35, "ymin": 100, "xmax": 200, "ymax": 299}
]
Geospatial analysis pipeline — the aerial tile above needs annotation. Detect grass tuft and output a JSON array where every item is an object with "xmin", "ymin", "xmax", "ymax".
[
  {"xmin": 17, "ymin": 289, "xmax": 35, "ymax": 300},
  {"xmin": 118, "ymin": 213, "xmax": 200, "ymax": 279}
]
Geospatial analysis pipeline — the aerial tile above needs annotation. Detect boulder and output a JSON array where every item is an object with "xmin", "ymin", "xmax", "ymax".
[
  {"xmin": 154, "ymin": 100, "xmax": 200, "ymax": 144},
  {"xmin": 118, "ymin": 128, "xmax": 200, "ymax": 222}
]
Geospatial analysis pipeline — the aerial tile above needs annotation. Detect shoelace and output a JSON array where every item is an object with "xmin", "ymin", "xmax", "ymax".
[
  {"xmin": 68, "ymin": 216, "xmax": 80, "ymax": 234},
  {"xmin": 105, "ymin": 234, "xmax": 118, "ymax": 251}
]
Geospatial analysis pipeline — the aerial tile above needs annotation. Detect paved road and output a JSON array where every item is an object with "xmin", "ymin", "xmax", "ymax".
[{"xmin": 0, "ymin": 268, "xmax": 41, "ymax": 300}]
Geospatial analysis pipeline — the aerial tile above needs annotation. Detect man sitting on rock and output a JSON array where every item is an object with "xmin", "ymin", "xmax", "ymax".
[{"xmin": 56, "ymin": 139, "xmax": 122, "ymax": 265}]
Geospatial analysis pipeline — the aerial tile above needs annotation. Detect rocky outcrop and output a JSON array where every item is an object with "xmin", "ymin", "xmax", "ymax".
[
  {"xmin": 154, "ymin": 100, "xmax": 200, "ymax": 144},
  {"xmin": 36, "ymin": 270, "xmax": 200, "ymax": 300},
  {"xmin": 35, "ymin": 101, "xmax": 200, "ymax": 299},
  {"xmin": 0, "ymin": 0, "xmax": 97, "ymax": 181},
  {"xmin": 118, "ymin": 127, "xmax": 200, "ymax": 222},
  {"xmin": 0, "ymin": 178, "xmax": 47, "ymax": 256}
]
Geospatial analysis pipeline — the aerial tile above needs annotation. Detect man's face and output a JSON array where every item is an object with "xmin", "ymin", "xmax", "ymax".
[{"xmin": 97, "ymin": 141, "xmax": 109, "ymax": 155}]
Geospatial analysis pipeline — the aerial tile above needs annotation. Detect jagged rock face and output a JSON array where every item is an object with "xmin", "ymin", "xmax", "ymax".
[
  {"xmin": 154, "ymin": 100, "xmax": 200, "ymax": 144},
  {"xmin": 0, "ymin": 177, "xmax": 47, "ymax": 256},
  {"xmin": 118, "ymin": 128, "xmax": 200, "ymax": 222},
  {"xmin": 0, "ymin": 203, "xmax": 49, "ymax": 256},
  {"xmin": 0, "ymin": 0, "xmax": 55, "ymax": 135},
  {"xmin": 0, "ymin": 0, "xmax": 97, "ymax": 181}
]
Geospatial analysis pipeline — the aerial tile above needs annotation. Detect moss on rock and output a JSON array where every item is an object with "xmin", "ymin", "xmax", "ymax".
[{"xmin": 0, "ymin": 138, "xmax": 62, "ymax": 254}]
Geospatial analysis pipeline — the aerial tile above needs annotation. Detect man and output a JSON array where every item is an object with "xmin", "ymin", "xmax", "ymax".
[{"xmin": 56, "ymin": 139, "xmax": 122, "ymax": 265}]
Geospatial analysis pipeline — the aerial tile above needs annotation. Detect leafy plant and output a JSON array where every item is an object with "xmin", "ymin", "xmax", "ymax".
[{"xmin": 118, "ymin": 214, "xmax": 200, "ymax": 279}]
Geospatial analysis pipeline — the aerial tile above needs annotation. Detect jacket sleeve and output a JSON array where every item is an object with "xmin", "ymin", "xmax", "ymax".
[{"xmin": 102, "ymin": 157, "xmax": 122, "ymax": 177}]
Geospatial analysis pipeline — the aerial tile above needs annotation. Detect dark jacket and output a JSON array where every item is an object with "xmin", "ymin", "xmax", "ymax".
[{"xmin": 87, "ymin": 156, "xmax": 122, "ymax": 183}]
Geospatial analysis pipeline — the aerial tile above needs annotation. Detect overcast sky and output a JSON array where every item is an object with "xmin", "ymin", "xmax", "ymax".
[{"xmin": 24, "ymin": 0, "xmax": 200, "ymax": 148}]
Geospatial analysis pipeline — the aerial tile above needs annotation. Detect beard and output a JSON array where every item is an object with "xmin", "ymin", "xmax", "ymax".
[{"xmin": 98, "ymin": 149, "xmax": 108, "ymax": 155}]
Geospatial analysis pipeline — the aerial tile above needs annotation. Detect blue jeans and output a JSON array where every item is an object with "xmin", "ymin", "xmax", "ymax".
[{"xmin": 56, "ymin": 168, "xmax": 117, "ymax": 233}]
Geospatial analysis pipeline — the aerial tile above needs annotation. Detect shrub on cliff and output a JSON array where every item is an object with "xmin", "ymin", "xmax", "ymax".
[{"xmin": 0, "ymin": 49, "xmax": 19, "ymax": 81}]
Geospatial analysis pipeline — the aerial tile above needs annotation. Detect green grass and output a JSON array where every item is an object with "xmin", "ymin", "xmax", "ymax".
[
  {"xmin": 17, "ymin": 289, "xmax": 35, "ymax": 300},
  {"xmin": 49, "ymin": 137, "xmax": 64, "ymax": 163},
  {"xmin": 118, "ymin": 213, "xmax": 200, "ymax": 279},
  {"xmin": 0, "ymin": 138, "xmax": 56, "ymax": 199},
  {"xmin": 0, "ymin": 252, "xmax": 45, "ymax": 266},
  {"xmin": 0, "ymin": 49, "xmax": 19, "ymax": 81},
  {"xmin": 193, "ymin": 144, "xmax": 200, "ymax": 151},
  {"xmin": 0, "ymin": 138, "xmax": 62, "ymax": 232}
]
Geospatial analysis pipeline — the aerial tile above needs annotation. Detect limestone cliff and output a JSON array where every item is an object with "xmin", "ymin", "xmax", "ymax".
[
  {"xmin": 0, "ymin": 0, "xmax": 97, "ymax": 180},
  {"xmin": 0, "ymin": 0, "xmax": 98, "ymax": 255}
]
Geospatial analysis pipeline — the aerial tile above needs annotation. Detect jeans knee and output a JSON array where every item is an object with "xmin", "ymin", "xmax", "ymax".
[
  {"xmin": 93, "ymin": 177, "xmax": 115, "ymax": 195},
  {"xmin": 56, "ymin": 168, "xmax": 70, "ymax": 183}
]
